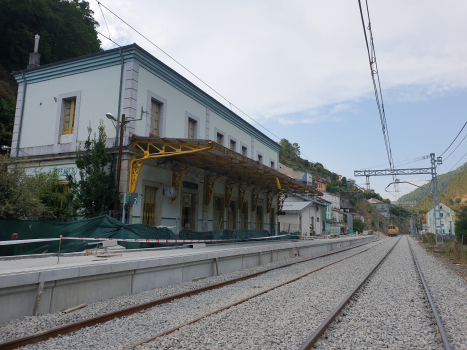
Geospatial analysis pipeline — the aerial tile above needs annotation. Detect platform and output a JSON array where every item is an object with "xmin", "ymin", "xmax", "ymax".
[{"xmin": 0, "ymin": 236, "xmax": 376, "ymax": 324}]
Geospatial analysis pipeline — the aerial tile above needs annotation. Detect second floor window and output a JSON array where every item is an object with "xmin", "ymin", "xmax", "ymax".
[
  {"xmin": 271, "ymin": 161, "xmax": 275, "ymax": 168},
  {"xmin": 258, "ymin": 154, "xmax": 263, "ymax": 164},
  {"xmin": 217, "ymin": 133, "xmax": 223, "ymax": 145},
  {"xmin": 188, "ymin": 118, "xmax": 196, "ymax": 139},
  {"xmin": 151, "ymin": 100, "xmax": 162, "ymax": 136},
  {"xmin": 242, "ymin": 146, "xmax": 247, "ymax": 156},
  {"xmin": 63, "ymin": 98, "xmax": 76, "ymax": 135},
  {"xmin": 230, "ymin": 139, "xmax": 236, "ymax": 151}
]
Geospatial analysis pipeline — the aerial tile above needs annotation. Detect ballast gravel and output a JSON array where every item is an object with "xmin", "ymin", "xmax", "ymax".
[
  {"xmin": 134, "ymin": 239, "xmax": 396, "ymax": 350},
  {"xmin": 0, "ymin": 240, "xmax": 377, "ymax": 343},
  {"xmin": 411, "ymin": 237, "xmax": 467, "ymax": 349},
  {"xmin": 315, "ymin": 235, "xmax": 443, "ymax": 350},
  {"xmin": 13, "ymin": 239, "xmax": 391, "ymax": 350}
]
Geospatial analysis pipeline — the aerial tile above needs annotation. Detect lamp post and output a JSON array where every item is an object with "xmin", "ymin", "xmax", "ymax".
[{"xmin": 106, "ymin": 108, "xmax": 145, "ymax": 219}]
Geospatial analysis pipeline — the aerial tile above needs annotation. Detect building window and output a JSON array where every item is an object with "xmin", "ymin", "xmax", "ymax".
[
  {"xmin": 270, "ymin": 161, "xmax": 275, "ymax": 168},
  {"xmin": 143, "ymin": 186, "xmax": 157, "ymax": 227},
  {"xmin": 242, "ymin": 146, "xmax": 247, "ymax": 156},
  {"xmin": 62, "ymin": 98, "xmax": 76, "ymax": 135},
  {"xmin": 217, "ymin": 133, "xmax": 224, "ymax": 145},
  {"xmin": 182, "ymin": 193, "xmax": 195, "ymax": 230},
  {"xmin": 258, "ymin": 154, "xmax": 263, "ymax": 164},
  {"xmin": 230, "ymin": 139, "xmax": 236, "ymax": 151},
  {"xmin": 151, "ymin": 100, "xmax": 162, "ymax": 136},
  {"xmin": 188, "ymin": 118, "xmax": 197, "ymax": 139}
]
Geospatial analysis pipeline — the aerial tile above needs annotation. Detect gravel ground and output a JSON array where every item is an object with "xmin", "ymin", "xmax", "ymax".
[
  {"xmin": 131, "ymin": 239, "xmax": 396, "ymax": 350},
  {"xmin": 0, "ymin": 240, "xmax": 378, "ymax": 343},
  {"xmin": 12, "ymin": 239, "xmax": 391, "ymax": 349},
  {"xmin": 315, "ymin": 235, "xmax": 443, "ymax": 350},
  {"xmin": 411, "ymin": 237, "xmax": 467, "ymax": 349}
]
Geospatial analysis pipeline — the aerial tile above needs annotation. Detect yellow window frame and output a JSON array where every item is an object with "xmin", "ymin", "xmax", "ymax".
[
  {"xmin": 62, "ymin": 98, "xmax": 76, "ymax": 135},
  {"xmin": 143, "ymin": 186, "xmax": 157, "ymax": 227}
]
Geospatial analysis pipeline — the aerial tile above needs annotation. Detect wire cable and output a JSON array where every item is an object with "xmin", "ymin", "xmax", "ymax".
[
  {"xmin": 450, "ymin": 150, "xmax": 467, "ymax": 171},
  {"xmin": 96, "ymin": 31, "xmax": 120, "ymax": 47},
  {"xmin": 440, "ymin": 120, "xmax": 467, "ymax": 157},
  {"xmin": 97, "ymin": 0, "xmax": 111, "ymax": 40},
  {"xmin": 96, "ymin": 1, "xmax": 281, "ymax": 142},
  {"xmin": 443, "ymin": 131, "xmax": 467, "ymax": 161},
  {"xmin": 357, "ymin": 0, "xmax": 399, "ymax": 199}
]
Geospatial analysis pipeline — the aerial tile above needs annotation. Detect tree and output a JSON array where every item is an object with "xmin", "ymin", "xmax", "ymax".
[
  {"xmin": 0, "ymin": 154, "xmax": 46, "ymax": 219},
  {"xmin": 455, "ymin": 205, "xmax": 467, "ymax": 241},
  {"xmin": 38, "ymin": 170, "xmax": 76, "ymax": 221},
  {"xmin": 353, "ymin": 218, "xmax": 364, "ymax": 233},
  {"xmin": 0, "ymin": 0, "xmax": 101, "ymax": 72},
  {"xmin": 382, "ymin": 199, "xmax": 391, "ymax": 204},
  {"xmin": 0, "ymin": 0, "xmax": 101, "ymax": 152},
  {"xmin": 67, "ymin": 121, "xmax": 116, "ymax": 218}
]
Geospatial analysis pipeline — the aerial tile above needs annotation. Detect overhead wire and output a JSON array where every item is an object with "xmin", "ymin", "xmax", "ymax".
[
  {"xmin": 439, "ymin": 120, "xmax": 467, "ymax": 157},
  {"xmin": 95, "ymin": 1, "xmax": 282, "ymax": 143},
  {"xmin": 450, "ymin": 150, "xmax": 467, "ymax": 171},
  {"xmin": 443, "ymin": 131, "xmax": 467, "ymax": 161},
  {"xmin": 357, "ymin": 0, "xmax": 399, "ymax": 199}
]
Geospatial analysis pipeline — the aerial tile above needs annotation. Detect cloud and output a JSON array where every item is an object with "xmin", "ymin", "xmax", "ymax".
[{"xmin": 90, "ymin": 0, "xmax": 467, "ymax": 125}]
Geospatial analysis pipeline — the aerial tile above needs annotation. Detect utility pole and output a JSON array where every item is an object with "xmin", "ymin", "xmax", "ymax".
[{"xmin": 430, "ymin": 153, "xmax": 444, "ymax": 246}]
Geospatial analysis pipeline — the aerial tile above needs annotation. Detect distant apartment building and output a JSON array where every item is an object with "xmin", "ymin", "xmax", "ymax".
[
  {"xmin": 313, "ymin": 179, "xmax": 326, "ymax": 192},
  {"xmin": 426, "ymin": 203, "xmax": 455, "ymax": 236},
  {"xmin": 322, "ymin": 192, "xmax": 340, "ymax": 209},
  {"xmin": 277, "ymin": 163, "xmax": 313, "ymax": 187},
  {"xmin": 367, "ymin": 198, "xmax": 389, "ymax": 219}
]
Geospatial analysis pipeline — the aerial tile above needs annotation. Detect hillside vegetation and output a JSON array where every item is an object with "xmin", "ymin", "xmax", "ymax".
[
  {"xmin": 0, "ymin": 0, "xmax": 101, "ymax": 151},
  {"xmin": 419, "ymin": 167, "xmax": 467, "ymax": 212},
  {"xmin": 398, "ymin": 162, "xmax": 467, "ymax": 205}
]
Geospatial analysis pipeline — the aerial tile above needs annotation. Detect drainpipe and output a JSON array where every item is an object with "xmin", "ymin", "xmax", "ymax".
[
  {"xmin": 115, "ymin": 47, "xmax": 125, "ymax": 148},
  {"xmin": 16, "ymin": 72, "xmax": 27, "ymax": 158}
]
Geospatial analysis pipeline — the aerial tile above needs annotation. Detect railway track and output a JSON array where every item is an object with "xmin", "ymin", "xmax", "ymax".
[
  {"xmin": 300, "ymin": 236, "xmax": 450, "ymax": 350},
  {"xmin": 0, "ymin": 239, "xmax": 380, "ymax": 350}
]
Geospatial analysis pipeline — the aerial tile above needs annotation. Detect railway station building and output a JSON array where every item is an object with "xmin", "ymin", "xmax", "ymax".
[{"xmin": 9, "ymin": 43, "xmax": 321, "ymax": 234}]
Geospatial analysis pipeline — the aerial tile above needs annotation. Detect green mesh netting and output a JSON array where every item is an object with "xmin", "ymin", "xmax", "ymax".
[
  {"xmin": 0, "ymin": 216, "xmax": 301, "ymax": 256},
  {"xmin": 0, "ymin": 215, "xmax": 177, "ymax": 256}
]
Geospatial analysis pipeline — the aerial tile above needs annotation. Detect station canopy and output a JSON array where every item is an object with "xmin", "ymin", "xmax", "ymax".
[{"xmin": 128, "ymin": 136, "xmax": 322, "ymax": 197}]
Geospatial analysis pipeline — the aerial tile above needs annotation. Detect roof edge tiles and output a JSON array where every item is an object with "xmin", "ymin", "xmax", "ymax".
[{"xmin": 11, "ymin": 44, "xmax": 280, "ymax": 152}]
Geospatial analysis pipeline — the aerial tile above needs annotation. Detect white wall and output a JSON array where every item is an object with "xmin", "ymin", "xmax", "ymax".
[{"xmin": 19, "ymin": 65, "xmax": 121, "ymax": 149}]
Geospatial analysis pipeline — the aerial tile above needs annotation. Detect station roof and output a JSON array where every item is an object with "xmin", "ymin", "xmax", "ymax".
[{"xmin": 130, "ymin": 136, "xmax": 322, "ymax": 196}]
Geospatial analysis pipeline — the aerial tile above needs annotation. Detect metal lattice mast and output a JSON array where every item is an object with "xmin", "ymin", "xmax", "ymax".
[
  {"xmin": 415, "ymin": 199, "xmax": 421, "ymax": 238},
  {"xmin": 430, "ymin": 153, "xmax": 444, "ymax": 246}
]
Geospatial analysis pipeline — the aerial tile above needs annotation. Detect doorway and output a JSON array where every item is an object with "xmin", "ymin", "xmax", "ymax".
[
  {"xmin": 143, "ymin": 186, "xmax": 157, "ymax": 227},
  {"xmin": 241, "ymin": 202, "xmax": 248, "ymax": 230},
  {"xmin": 181, "ymin": 193, "xmax": 195, "ymax": 231},
  {"xmin": 227, "ymin": 201, "xmax": 237, "ymax": 230},
  {"xmin": 214, "ymin": 197, "xmax": 225, "ymax": 230},
  {"xmin": 256, "ymin": 206, "xmax": 263, "ymax": 229}
]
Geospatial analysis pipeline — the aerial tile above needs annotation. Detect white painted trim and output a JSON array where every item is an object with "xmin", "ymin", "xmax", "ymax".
[
  {"xmin": 256, "ymin": 151, "xmax": 264, "ymax": 164},
  {"xmin": 240, "ymin": 141, "xmax": 248, "ymax": 157}
]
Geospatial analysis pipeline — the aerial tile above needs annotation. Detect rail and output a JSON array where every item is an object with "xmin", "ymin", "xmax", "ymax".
[{"xmin": 0, "ymin": 239, "xmax": 378, "ymax": 350}]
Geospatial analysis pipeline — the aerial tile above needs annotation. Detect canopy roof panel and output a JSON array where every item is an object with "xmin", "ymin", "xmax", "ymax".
[{"xmin": 129, "ymin": 136, "xmax": 322, "ymax": 197}]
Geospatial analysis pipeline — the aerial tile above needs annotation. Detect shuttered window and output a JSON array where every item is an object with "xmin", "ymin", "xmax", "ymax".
[{"xmin": 151, "ymin": 100, "xmax": 162, "ymax": 136}]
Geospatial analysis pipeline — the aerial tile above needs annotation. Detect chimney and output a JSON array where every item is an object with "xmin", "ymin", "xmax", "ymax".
[{"xmin": 27, "ymin": 34, "xmax": 41, "ymax": 69}]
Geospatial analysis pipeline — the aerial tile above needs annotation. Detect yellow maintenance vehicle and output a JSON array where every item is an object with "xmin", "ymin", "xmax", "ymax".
[{"xmin": 388, "ymin": 225, "xmax": 399, "ymax": 237}]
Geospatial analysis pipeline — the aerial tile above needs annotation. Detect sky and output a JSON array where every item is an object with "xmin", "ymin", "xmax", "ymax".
[{"xmin": 89, "ymin": 0, "xmax": 467, "ymax": 200}]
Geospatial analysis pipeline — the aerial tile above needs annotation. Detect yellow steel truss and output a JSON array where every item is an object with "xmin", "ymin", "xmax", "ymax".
[{"xmin": 129, "ymin": 139, "xmax": 214, "ymax": 193}]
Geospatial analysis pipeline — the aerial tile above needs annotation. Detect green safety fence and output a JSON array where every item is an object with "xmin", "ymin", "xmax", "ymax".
[{"xmin": 0, "ymin": 216, "xmax": 302, "ymax": 256}]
